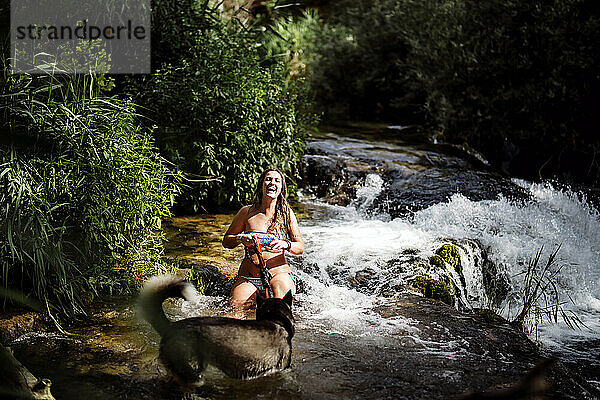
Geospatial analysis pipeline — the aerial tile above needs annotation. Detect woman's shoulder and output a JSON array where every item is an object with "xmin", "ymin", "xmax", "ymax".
[
  {"xmin": 239, "ymin": 204, "xmax": 261, "ymax": 219},
  {"xmin": 238, "ymin": 204, "xmax": 255, "ymax": 214},
  {"xmin": 231, "ymin": 205, "xmax": 253, "ymax": 222}
]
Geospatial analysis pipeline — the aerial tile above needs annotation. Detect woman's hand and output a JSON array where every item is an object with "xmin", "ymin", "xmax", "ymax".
[
  {"xmin": 267, "ymin": 239, "xmax": 291, "ymax": 252},
  {"xmin": 236, "ymin": 233, "xmax": 254, "ymax": 247}
]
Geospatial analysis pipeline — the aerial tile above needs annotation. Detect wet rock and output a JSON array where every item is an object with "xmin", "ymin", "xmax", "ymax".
[
  {"xmin": 373, "ymin": 294, "xmax": 600, "ymax": 400},
  {"xmin": 179, "ymin": 265, "xmax": 234, "ymax": 297},
  {"xmin": 300, "ymin": 154, "xmax": 345, "ymax": 197},
  {"xmin": 349, "ymin": 268, "xmax": 378, "ymax": 291},
  {"xmin": 473, "ymin": 308, "xmax": 510, "ymax": 326},
  {"xmin": 431, "ymin": 142, "xmax": 492, "ymax": 171},
  {"xmin": 371, "ymin": 168, "xmax": 530, "ymax": 218},
  {"xmin": 31, "ymin": 378, "xmax": 55, "ymax": 400},
  {"xmin": 1, "ymin": 343, "xmax": 56, "ymax": 400},
  {"xmin": 172, "ymin": 264, "xmax": 234, "ymax": 297},
  {"xmin": 0, "ymin": 311, "xmax": 56, "ymax": 399},
  {"xmin": 435, "ymin": 244, "xmax": 462, "ymax": 274},
  {"xmin": 300, "ymin": 154, "xmax": 365, "ymax": 206},
  {"xmin": 407, "ymin": 276, "xmax": 455, "ymax": 307},
  {"xmin": 481, "ymin": 251, "xmax": 512, "ymax": 308},
  {"xmin": 0, "ymin": 311, "xmax": 49, "ymax": 344},
  {"xmin": 300, "ymin": 129, "xmax": 531, "ymax": 218}
]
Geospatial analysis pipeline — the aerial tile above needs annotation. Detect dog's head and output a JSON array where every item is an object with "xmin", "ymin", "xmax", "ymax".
[{"xmin": 256, "ymin": 291, "xmax": 294, "ymax": 337}]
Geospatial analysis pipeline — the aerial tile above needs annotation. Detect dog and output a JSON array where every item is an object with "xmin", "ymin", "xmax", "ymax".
[{"xmin": 137, "ymin": 275, "xmax": 294, "ymax": 386}]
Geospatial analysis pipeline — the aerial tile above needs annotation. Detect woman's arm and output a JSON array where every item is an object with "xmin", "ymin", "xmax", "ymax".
[
  {"xmin": 222, "ymin": 206, "xmax": 253, "ymax": 248},
  {"xmin": 287, "ymin": 210, "xmax": 305, "ymax": 255},
  {"xmin": 270, "ymin": 209, "xmax": 305, "ymax": 255}
]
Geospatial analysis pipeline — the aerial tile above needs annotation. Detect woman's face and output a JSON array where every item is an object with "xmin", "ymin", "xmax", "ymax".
[{"xmin": 263, "ymin": 170, "xmax": 283, "ymax": 200}]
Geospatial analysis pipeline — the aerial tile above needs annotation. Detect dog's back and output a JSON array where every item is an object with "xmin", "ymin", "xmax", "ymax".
[{"xmin": 138, "ymin": 275, "xmax": 294, "ymax": 385}]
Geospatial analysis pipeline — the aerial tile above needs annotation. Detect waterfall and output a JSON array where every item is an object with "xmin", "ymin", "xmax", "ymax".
[{"xmin": 298, "ymin": 174, "xmax": 600, "ymax": 356}]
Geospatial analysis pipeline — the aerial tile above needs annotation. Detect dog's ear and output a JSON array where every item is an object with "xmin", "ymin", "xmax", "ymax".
[{"xmin": 282, "ymin": 290, "xmax": 293, "ymax": 307}]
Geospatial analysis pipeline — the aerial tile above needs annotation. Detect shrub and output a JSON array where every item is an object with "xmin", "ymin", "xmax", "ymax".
[
  {"xmin": 0, "ymin": 65, "xmax": 181, "ymax": 316},
  {"xmin": 275, "ymin": 0, "xmax": 600, "ymax": 183},
  {"xmin": 261, "ymin": 2, "xmax": 420, "ymax": 121},
  {"xmin": 128, "ymin": 3, "xmax": 309, "ymax": 211},
  {"xmin": 405, "ymin": 0, "xmax": 600, "ymax": 183}
]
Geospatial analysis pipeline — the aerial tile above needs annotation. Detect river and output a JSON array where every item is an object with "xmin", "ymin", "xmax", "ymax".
[
  {"xmin": 296, "ymin": 125, "xmax": 600, "ymax": 390},
  {"xmin": 8, "ymin": 124, "xmax": 600, "ymax": 399}
]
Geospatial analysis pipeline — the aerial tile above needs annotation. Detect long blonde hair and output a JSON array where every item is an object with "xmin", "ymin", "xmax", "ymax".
[{"xmin": 251, "ymin": 168, "xmax": 291, "ymax": 237}]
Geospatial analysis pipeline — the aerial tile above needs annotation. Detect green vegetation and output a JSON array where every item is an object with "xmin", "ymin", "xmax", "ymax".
[
  {"xmin": 127, "ymin": 0, "xmax": 310, "ymax": 211},
  {"xmin": 264, "ymin": 0, "xmax": 600, "ymax": 184},
  {"xmin": 0, "ymin": 0, "xmax": 310, "ymax": 317},
  {"xmin": 408, "ymin": 276, "xmax": 455, "ymax": 307},
  {"xmin": 510, "ymin": 246, "xmax": 584, "ymax": 339},
  {"xmin": 0, "ymin": 67, "xmax": 181, "ymax": 315},
  {"xmin": 434, "ymin": 244, "xmax": 462, "ymax": 274},
  {"xmin": 404, "ymin": 244, "xmax": 462, "ymax": 307},
  {"xmin": 260, "ymin": 9, "xmax": 324, "ymax": 79}
]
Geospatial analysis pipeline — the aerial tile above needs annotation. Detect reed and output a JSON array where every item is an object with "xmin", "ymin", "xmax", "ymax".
[
  {"xmin": 1, "ymin": 56, "xmax": 181, "ymax": 317},
  {"xmin": 510, "ymin": 245, "xmax": 584, "ymax": 340}
]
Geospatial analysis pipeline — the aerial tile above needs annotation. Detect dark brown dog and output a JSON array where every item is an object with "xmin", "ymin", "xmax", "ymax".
[{"xmin": 138, "ymin": 275, "xmax": 294, "ymax": 386}]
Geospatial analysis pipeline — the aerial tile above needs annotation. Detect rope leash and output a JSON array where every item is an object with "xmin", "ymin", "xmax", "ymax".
[{"xmin": 251, "ymin": 234, "xmax": 274, "ymax": 298}]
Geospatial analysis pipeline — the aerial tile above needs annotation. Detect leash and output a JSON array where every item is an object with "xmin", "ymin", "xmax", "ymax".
[{"xmin": 251, "ymin": 234, "xmax": 275, "ymax": 298}]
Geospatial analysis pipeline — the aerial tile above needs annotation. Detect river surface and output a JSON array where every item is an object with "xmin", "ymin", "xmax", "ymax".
[
  {"xmin": 297, "ymin": 126, "xmax": 600, "ymax": 389},
  {"xmin": 8, "ymin": 125, "xmax": 600, "ymax": 399}
]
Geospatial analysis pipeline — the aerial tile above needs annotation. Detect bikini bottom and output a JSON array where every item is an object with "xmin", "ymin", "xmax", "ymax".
[{"xmin": 237, "ymin": 271, "xmax": 296, "ymax": 297}]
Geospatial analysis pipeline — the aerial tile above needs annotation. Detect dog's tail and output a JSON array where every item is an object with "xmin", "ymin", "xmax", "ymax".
[{"xmin": 137, "ymin": 274, "xmax": 198, "ymax": 337}]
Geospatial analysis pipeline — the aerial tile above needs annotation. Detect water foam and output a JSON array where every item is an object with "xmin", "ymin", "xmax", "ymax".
[{"xmin": 298, "ymin": 176, "xmax": 600, "ymax": 350}]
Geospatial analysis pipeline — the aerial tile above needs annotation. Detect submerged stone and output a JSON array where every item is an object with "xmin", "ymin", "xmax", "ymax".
[{"xmin": 0, "ymin": 311, "xmax": 49, "ymax": 343}]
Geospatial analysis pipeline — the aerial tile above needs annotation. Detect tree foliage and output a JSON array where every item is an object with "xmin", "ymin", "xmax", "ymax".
[
  {"xmin": 128, "ymin": 1, "xmax": 309, "ymax": 212},
  {"xmin": 268, "ymin": 0, "xmax": 600, "ymax": 184}
]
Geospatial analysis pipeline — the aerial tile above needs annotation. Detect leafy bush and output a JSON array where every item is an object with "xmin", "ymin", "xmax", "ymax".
[
  {"xmin": 150, "ymin": 0, "xmax": 221, "ymax": 69},
  {"xmin": 272, "ymin": 0, "xmax": 600, "ymax": 184},
  {"xmin": 260, "ymin": 9, "xmax": 322, "ymax": 76},
  {"xmin": 0, "ymin": 66, "xmax": 181, "ymax": 315},
  {"xmin": 128, "ymin": 2, "xmax": 309, "ymax": 211}
]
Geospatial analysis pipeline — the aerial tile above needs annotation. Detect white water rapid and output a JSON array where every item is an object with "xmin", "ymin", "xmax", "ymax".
[{"xmin": 295, "ymin": 174, "xmax": 600, "ymax": 385}]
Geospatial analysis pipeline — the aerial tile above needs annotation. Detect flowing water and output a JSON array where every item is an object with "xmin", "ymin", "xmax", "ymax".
[
  {"xmin": 296, "ymin": 179, "xmax": 600, "ymax": 388},
  {"xmin": 295, "ymin": 127, "xmax": 600, "ymax": 390},
  {"xmin": 8, "ymin": 125, "xmax": 600, "ymax": 399}
]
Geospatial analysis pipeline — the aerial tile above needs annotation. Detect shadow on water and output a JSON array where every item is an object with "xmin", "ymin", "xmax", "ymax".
[
  {"xmin": 8, "ymin": 295, "xmax": 302, "ymax": 400},
  {"xmin": 3, "ymin": 293, "xmax": 557, "ymax": 400}
]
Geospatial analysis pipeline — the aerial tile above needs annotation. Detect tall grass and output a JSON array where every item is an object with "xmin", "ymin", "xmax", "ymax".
[
  {"xmin": 510, "ymin": 246, "xmax": 584, "ymax": 340},
  {"xmin": 1, "ymin": 58, "xmax": 181, "ymax": 316}
]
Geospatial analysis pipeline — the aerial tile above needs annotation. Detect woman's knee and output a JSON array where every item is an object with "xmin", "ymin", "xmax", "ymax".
[{"xmin": 230, "ymin": 281, "xmax": 257, "ymax": 306}]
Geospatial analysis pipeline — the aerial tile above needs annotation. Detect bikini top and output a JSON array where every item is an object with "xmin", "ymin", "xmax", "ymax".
[{"xmin": 244, "ymin": 230, "xmax": 284, "ymax": 257}]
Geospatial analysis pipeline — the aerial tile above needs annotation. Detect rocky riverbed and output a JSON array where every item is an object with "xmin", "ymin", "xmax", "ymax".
[{"xmin": 0, "ymin": 211, "xmax": 597, "ymax": 399}]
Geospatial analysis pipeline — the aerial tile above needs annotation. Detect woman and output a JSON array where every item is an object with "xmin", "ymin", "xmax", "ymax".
[{"xmin": 222, "ymin": 168, "xmax": 304, "ymax": 314}]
